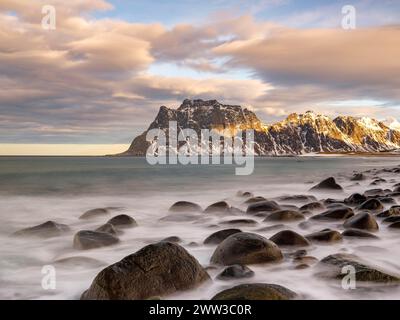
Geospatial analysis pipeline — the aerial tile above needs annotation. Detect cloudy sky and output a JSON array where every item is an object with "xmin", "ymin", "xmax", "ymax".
[{"xmin": 1, "ymin": 0, "xmax": 399, "ymax": 155}]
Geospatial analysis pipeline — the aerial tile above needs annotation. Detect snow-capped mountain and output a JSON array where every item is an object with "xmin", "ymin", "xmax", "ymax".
[{"xmin": 119, "ymin": 99, "xmax": 400, "ymax": 156}]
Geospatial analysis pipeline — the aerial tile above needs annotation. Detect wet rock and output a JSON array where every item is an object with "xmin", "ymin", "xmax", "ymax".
[
  {"xmin": 73, "ymin": 230, "xmax": 119, "ymax": 250},
  {"xmin": 318, "ymin": 253, "xmax": 400, "ymax": 283},
  {"xmin": 212, "ymin": 283, "xmax": 297, "ymax": 300},
  {"xmin": 269, "ymin": 230, "xmax": 310, "ymax": 247},
  {"xmin": 276, "ymin": 195, "xmax": 317, "ymax": 203},
  {"xmin": 220, "ymin": 219, "xmax": 258, "ymax": 226},
  {"xmin": 95, "ymin": 223, "xmax": 118, "ymax": 236},
  {"xmin": 204, "ymin": 201, "xmax": 230, "ymax": 213},
  {"xmin": 343, "ymin": 213, "xmax": 379, "ymax": 232},
  {"xmin": 310, "ymin": 177, "xmax": 343, "ymax": 191},
  {"xmin": 79, "ymin": 208, "xmax": 110, "ymax": 220},
  {"xmin": 204, "ymin": 229, "xmax": 242, "ymax": 245},
  {"xmin": 376, "ymin": 197, "xmax": 396, "ymax": 205},
  {"xmin": 244, "ymin": 196, "xmax": 266, "ymax": 204},
  {"xmin": 237, "ymin": 191, "xmax": 253, "ymax": 198},
  {"xmin": 382, "ymin": 216, "xmax": 400, "ymax": 224},
  {"xmin": 350, "ymin": 173, "xmax": 365, "ymax": 181},
  {"xmin": 161, "ymin": 236, "xmax": 181, "ymax": 243},
  {"xmin": 357, "ymin": 199, "xmax": 384, "ymax": 211},
  {"xmin": 263, "ymin": 210, "xmax": 305, "ymax": 222},
  {"xmin": 293, "ymin": 256, "xmax": 318, "ymax": 265},
  {"xmin": 342, "ymin": 229, "xmax": 379, "ymax": 239},
  {"xmin": 246, "ymin": 200, "xmax": 280, "ymax": 213},
  {"xmin": 295, "ymin": 264, "xmax": 310, "ymax": 269},
  {"xmin": 377, "ymin": 206, "xmax": 400, "ymax": 218},
  {"xmin": 305, "ymin": 229, "xmax": 343, "ymax": 243},
  {"xmin": 168, "ymin": 201, "xmax": 202, "ymax": 213},
  {"xmin": 107, "ymin": 214, "xmax": 137, "ymax": 228},
  {"xmin": 323, "ymin": 199, "xmax": 345, "ymax": 206},
  {"xmin": 364, "ymin": 189, "xmax": 385, "ymax": 197},
  {"xmin": 300, "ymin": 202, "xmax": 324, "ymax": 212},
  {"xmin": 388, "ymin": 222, "xmax": 400, "ymax": 229},
  {"xmin": 210, "ymin": 232, "xmax": 283, "ymax": 266},
  {"xmin": 312, "ymin": 207, "xmax": 354, "ymax": 221},
  {"xmin": 216, "ymin": 265, "xmax": 254, "ymax": 280},
  {"xmin": 13, "ymin": 221, "xmax": 70, "ymax": 238},
  {"xmin": 81, "ymin": 242, "xmax": 210, "ymax": 300},
  {"xmin": 344, "ymin": 193, "xmax": 367, "ymax": 206}
]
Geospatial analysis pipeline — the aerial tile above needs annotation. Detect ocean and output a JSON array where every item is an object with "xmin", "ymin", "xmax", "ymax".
[{"xmin": 1, "ymin": 156, "xmax": 400, "ymax": 299}]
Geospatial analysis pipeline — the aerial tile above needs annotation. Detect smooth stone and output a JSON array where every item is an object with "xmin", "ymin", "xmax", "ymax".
[
  {"xmin": 13, "ymin": 221, "xmax": 70, "ymax": 238},
  {"xmin": 168, "ymin": 201, "xmax": 202, "ymax": 213},
  {"xmin": 95, "ymin": 223, "xmax": 118, "ymax": 235},
  {"xmin": 300, "ymin": 202, "xmax": 324, "ymax": 212},
  {"xmin": 318, "ymin": 253, "xmax": 400, "ymax": 283},
  {"xmin": 81, "ymin": 242, "xmax": 210, "ymax": 300},
  {"xmin": 311, "ymin": 207, "xmax": 354, "ymax": 221},
  {"xmin": 388, "ymin": 222, "xmax": 400, "ymax": 229},
  {"xmin": 220, "ymin": 219, "xmax": 258, "ymax": 226},
  {"xmin": 263, "ymin": 210, "xmax": 305, "ymax": 222},
  {"xmin": 344, "ymin": 212, "xmax": 379, "ymax": 232},
  {"xmin": 305, "ymin": 229, "xmax": 343, "ymax": 243},
  {"xmin": 204, "ymin": 229, "xmax": 242, "ymax": 245},
  {"xmin": 237, "ymin": 191, "xmax": 253, "ymax": 198},
  {"xmin": 107, "ymin": 214, "xmax": 137, "ymax": 228},
  {"xmin": 357, "ymin": 199, "xmax": 384, "ymax": 211},
  {"xmin": 216, "ymin": 265, "xmax": 254, "ymax": 280},
  {"xmin": 53, "ymin": 256, "xmax": 106, "ymax": 268},
  {"xmin": 73, "ymin": 230, "xmax": 119, "ymax": 250},
  {"xmin": 246, "ymin": 201, "xmax": 280, "ymax": 213},
  {"xmin": 244, "ymin": 196, "xmax": 266, "ymax": 204},
  {"xmin": 212, "ymin": 283, "xmax": 297, "ymax": 300},
  {"xmin": 342, "ymin": 229, "xmax": 379, "ymax": 239},
  {"xmin": 161, "ymin": 236, "xmax": 181, "ymax": 243},
  {"xmin": 204, "ymin": 201, "xmax": 230, "ymax": 213},
  {"xmin": 275, "ymin": 195, "xmax": 317, "ymax": 203},
  {"xmin": 344, "ymin": 193, "xmax": 367, "ymax": 206},
  {"xmin": 350, "ymin": 173, "xmax": 365, "ymax": 181},
  {"xmin": 382, "ymin": 216, "xmax": 400, "ymax": 223},
  {"xmin": 377, "ymin": 206, "xmax": 400, "ymax": 218},
  {"xmin": 79, "ymin": 208, "xmax": 110, "ymax": 219},
  {"xmin": 269, "ymin": 230, "xmax": 310, "ymax": 247},
  {"xmin": 293, "ymin": 256, "xmax": 318, "ymax": 265},
  {"xmin": 210, "ymin": 232, "xmax": 283, "ymax": 266},
  {"xmin": 364, "ymin": 189, "xmax": 385, "ymax": 197},
  {"xmin": 310, "ymin": 177, "xmax": 343, "ymax": 191}
]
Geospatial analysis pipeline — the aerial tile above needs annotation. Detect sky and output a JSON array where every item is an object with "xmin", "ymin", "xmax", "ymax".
[{"xmin": 0, "ymin": 0, "xmax": 400, "ymax": 155}]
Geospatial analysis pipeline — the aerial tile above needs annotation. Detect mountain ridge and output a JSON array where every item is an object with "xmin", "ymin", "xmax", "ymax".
[{"xmin": 118, "ymin": 99, "xmax": 400, "ymax": 156}]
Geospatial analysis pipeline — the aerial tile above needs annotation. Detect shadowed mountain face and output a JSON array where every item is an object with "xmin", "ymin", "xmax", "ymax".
[{"xmin": 119, "ymin": 99, "xmax": 400, "ymax": 156}]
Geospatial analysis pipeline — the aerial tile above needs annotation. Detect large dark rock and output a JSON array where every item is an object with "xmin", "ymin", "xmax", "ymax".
[
  {"xmin": 168, "ymin": 201, "xmax": 202, "ymax": 213},
  {"xmin": 382, "ymin": 216, "xmax": 400, "ymax": 224},
  {"xmin": 81, "ymin": 242, "xmax": 210, "ymax": 299},
  {"xmin": 305, "ymin": 229, "xmax": 343, "ymax": 243},
  {"xmin": 310, "ymin": 177, "xmax": 343, "ymax": 191},
  {"xmin": 204, "ymin": 201, "xmax": 230, "ymax": 213},
  {"xmin": 318, "ymin": 253, "xmax": 400, "ymax": 283},
  {"xmin": 220, "ymin": 219, "xmax": 258, "ymax": 226},
  {"xmin": 216, "ymin": 265, "xmax": 254, "ymax": 280},
  {"xmin": 357, "ymin": 199, "xmax": 384, "ymax": 211},
  {"xmin": 311, "ymin": 207, "xmax": 354, "ymax": 221},
  {"xmin": 212, "ymin": 283, "xmax": 297, "ymax": 300},
  {"xmin": 344, "ymin": 193, "xmax": 367, "ymax": 206},
  {"xmin": 269, "ymin": 230, "xmax": 310, "ymax": 247},
  {"xmin": 210, "ymin": 232, "xmax": 283, "ymax": 266},
  {"xmin": 263, "ymin": 210, "xmax": 305, "ymax": 222},
  {"xmin": 343, "ymin": 212, "xmax": 379, "ymax": 231},
  {"xmin": 73, "ymin": 230, "xmax": 119, "ymax": 250},
  {"xmin": 107, "ymin": 214, "xmax": 137, "ymax": 228},
  {"xmin": 204, "ymin": 229, "xmax": 242, "ymax": 245},
  {"xmin": 388, "ymin": 222, "xmax": 400, "ymax": 229},
  {"xmin": 13, "ymin": 221, "xmax": 70, "ymax": 238},
  {"xmin": 246, "ymin": 201, "xmax": 280, "ymax": 214},
  {"xmin": 342, "ymin": 229, "xmax": 379, "ymax": 239}
]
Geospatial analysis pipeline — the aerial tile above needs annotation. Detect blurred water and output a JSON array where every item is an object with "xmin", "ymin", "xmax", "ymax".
[{"xmin": 1, "ymin": 156, "xmax": 400, "ymax": 299}]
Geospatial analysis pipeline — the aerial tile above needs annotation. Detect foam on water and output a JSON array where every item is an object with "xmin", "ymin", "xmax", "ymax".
[{"xmin": 1, "ymin": 156, "xmax": 400, "ymax": 299}]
